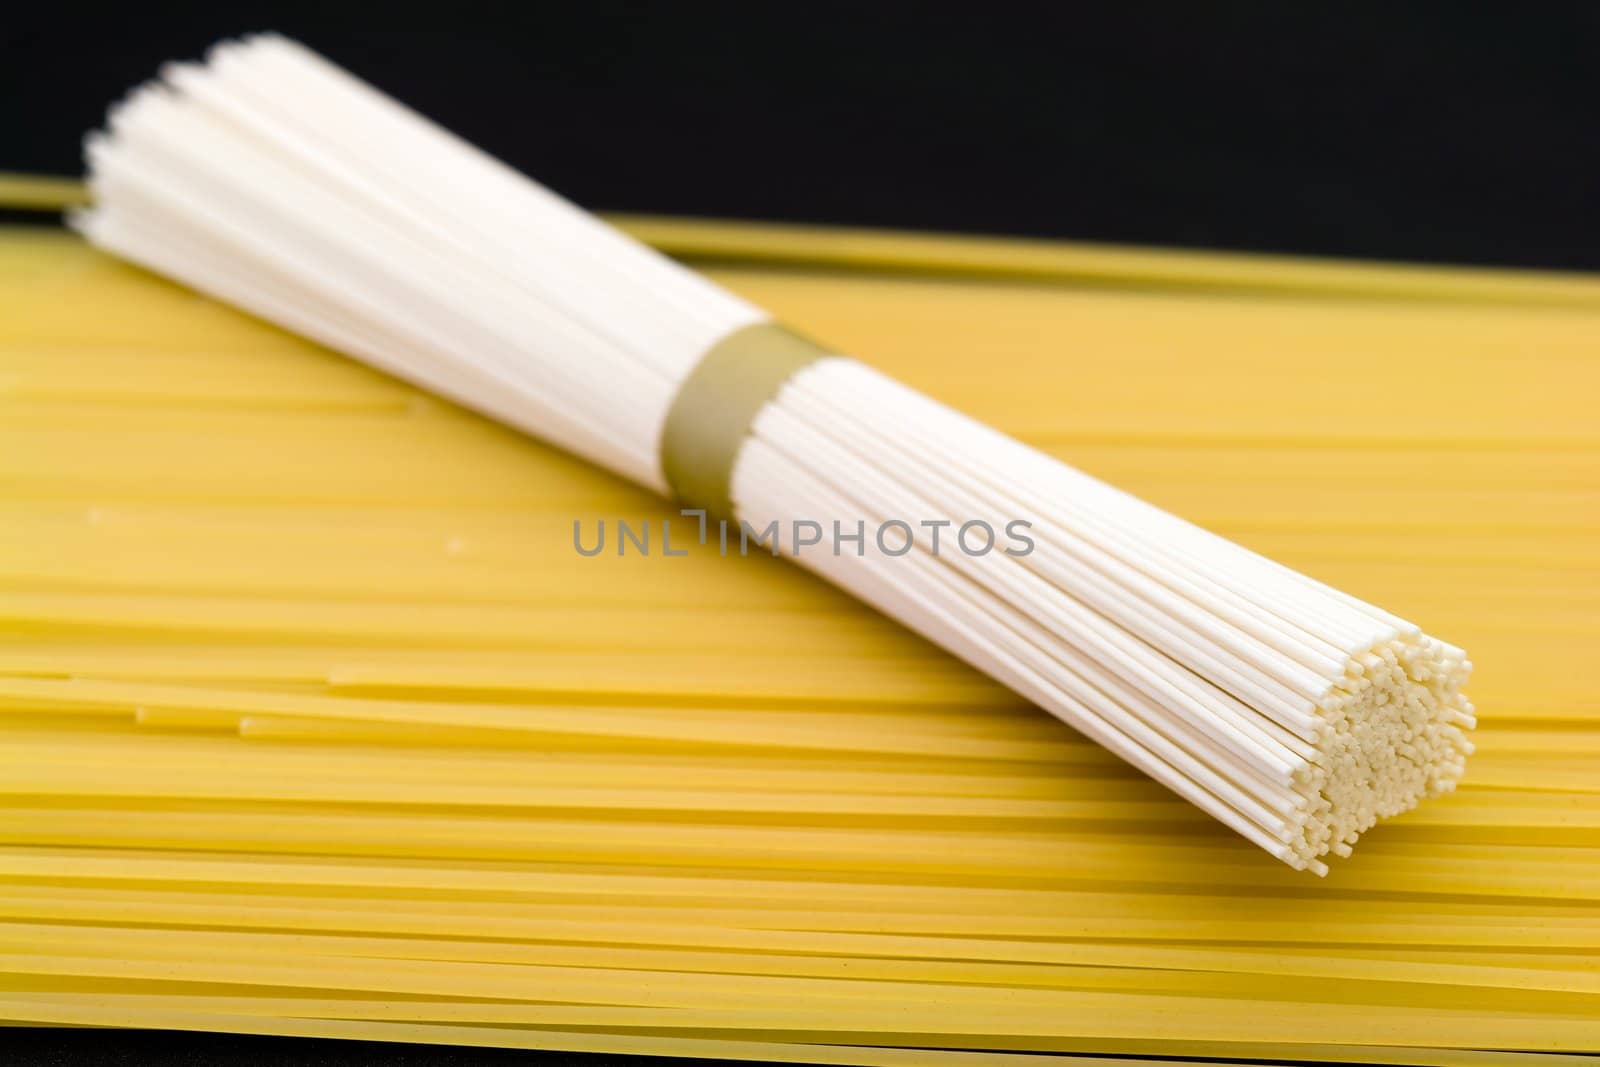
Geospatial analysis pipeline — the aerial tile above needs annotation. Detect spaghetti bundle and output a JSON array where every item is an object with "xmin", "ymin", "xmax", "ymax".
[
  {"xmin": 71, "ymin": 34, "xmax": 1475, "ymax": 871},
  {"xmin": 0, "ymin": 215, "xmax": 1598, "ymax": 1062}
]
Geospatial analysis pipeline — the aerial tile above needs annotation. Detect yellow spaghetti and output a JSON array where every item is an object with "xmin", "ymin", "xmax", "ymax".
[{"xmin": 0, "ymin": 215, "xmax": 1597, "ymax": 1063}]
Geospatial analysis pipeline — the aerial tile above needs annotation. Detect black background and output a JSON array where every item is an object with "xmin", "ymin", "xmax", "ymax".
[
  {"xmin": 3, "ymin": 2, "xmax": 1599, "ymax": 1065},
  {"xmin": 4, "ymin": 2, "xmax": 1600, "ymax": 269}
]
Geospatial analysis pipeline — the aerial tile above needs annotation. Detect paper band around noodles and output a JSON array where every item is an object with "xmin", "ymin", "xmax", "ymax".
[{"xmin": 658, "ymin": 322, "xmax": 833, "ymax": 521}]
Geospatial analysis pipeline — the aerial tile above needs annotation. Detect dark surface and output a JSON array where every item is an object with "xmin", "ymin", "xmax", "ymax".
[
  {"xmin": 1, "ymin": 1031, "xmax": 758, "ymax": 1066},
  {"xmin": 2, "ymin": 3, "xmax": 1597, "ymax": 1065},
  {"xmin": 4, "ymin": 3, "xmax": 1600, "ymax": 269},
  {"xmin": 0, "ymin": 1031, "xmax": 1458, "ymax": 1067}
]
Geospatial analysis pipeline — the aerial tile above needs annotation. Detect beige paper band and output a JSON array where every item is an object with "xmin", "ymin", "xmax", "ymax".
[{"xmin": 658, "ymin": 322, "xmax": 832, "ymax": 521}]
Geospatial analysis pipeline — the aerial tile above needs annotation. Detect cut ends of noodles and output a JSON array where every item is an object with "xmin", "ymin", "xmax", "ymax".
[{"xmin": 739, "ymin": 360, "xmax": 1473, "ymax": 873}]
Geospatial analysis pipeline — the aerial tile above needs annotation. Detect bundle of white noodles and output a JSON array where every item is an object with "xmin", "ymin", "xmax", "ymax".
[{"xmin": 75, "ymin": 33, "xmax": 1473, "ymax": 873}]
